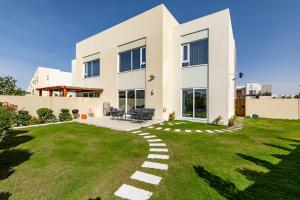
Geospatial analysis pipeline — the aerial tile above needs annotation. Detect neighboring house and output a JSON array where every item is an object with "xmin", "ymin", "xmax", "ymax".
[
  {"xmin": 237, "ymin": 83, "xmax": 272, "ymax": 97},
  {"xmin": 71, "ymin": 4, "xmax": 236, "ymax": 123},
  {"xmin": 27, "ymin": 67, "xmax": 72, "ymax": 96}
]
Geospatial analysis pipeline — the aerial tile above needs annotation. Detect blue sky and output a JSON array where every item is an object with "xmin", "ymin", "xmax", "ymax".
[{"xmin": 0, "ymin": 0, "xmax": 299, "ymax": 95}]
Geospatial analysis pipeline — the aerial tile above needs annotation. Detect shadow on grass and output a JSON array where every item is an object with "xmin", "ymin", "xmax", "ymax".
[
  {"xmin": 0, "ymin": 130, "xmax": 33, "ymax": 199},
  {"xmin": 194, "ymin": 138, "xmax": 300, "ymax": 200}
]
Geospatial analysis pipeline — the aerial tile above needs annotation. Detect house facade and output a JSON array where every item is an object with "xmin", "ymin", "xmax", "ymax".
[
  {"xmin": 27, "ymin": 67, "xmax": 72, "ymax": 96},
  {"xmin": 72, "ymin": 4, "xmax": 236, "ymax": 123}
]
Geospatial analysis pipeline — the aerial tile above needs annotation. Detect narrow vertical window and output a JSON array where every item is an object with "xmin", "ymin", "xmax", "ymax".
[
  {"xmin": 141, "ymin": 47, "xmax": 146, "ymax": 68},
  {"xmin": 182, "ymin": 44, "xmax": 189, "ymax": 67}
]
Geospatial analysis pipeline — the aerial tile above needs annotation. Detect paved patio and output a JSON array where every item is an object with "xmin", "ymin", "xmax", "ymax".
[{"xmin": 75, "ymin": 116, "xmax": 162, "ymax": 131}]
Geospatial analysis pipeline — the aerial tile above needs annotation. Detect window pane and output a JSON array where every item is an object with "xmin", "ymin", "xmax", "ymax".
[
  {"xmin": 127, "ymin": 90, "xmax": 135, "ymax": 112},
  {"xmin": 142, "ymin": 47, "xmax": 146, "ymax": 62},
  {"xmin": 120, "ymin": 51, "xmax": 131, "ymax": 72},
  {"xmin": 118, "ymin": 91, "xmax": 126, "ymax": 112},
  {"xmin": 87, "ymin": 62, "xmax": 92, "ymax": 77},
  {"xmin": 183, "ymin": 45, "xmax": 188, "ymax": 60},
  {"xmin": 182, "ymin": 89, "xmax": 193, "ymax": 117},
  {"xmin": 84, "ymin": 63, "xmax": 88, "ymax": 78},
  {"xmin": 136, "ymin": 90, "xmax": 145, "ymax": 109},
  {"xmin": 92, "ymin": 59, "xmax": 100, "ymax": 76},
  {"xmin": 195, "ymin": 89, "xmax": 207, "ymax": 118},
  {"xmin": 132, "ymin": 48, "xmax": 140, "ymax": 70},
  {"xmin": 190, "ymin": 39, "xmax": 208, "ymax": 66}
]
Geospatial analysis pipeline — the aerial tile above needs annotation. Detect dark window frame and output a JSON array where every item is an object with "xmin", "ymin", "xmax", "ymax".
[
  {"xmin": 119, "ymin": 46, "xmax": 146, "ymax": 72},
  {"xmin": 84, "ymin": 59, "xmax": 100, "ymax": 78},
  {"xmin": 181, "ymin": 38, "xmax": 208, "ymax": 67}
]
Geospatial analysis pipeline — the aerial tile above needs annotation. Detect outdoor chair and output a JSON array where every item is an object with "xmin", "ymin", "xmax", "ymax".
[{"xmin": 111, "ymin": 108, "xmax": 124, "ymax": 120}]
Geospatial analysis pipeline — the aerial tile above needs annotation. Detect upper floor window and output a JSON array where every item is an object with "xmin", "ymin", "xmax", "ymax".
[
  {"xmin": 182, "ymin": 38, "xmax": 208, "ymax": 67},
  {"xmin": 84, "ymin": 59, "xmax": 100, "ymax": 78},
  {"xmin": 119, "ymin": 47, "xmax": 146, "ymax": 72}
]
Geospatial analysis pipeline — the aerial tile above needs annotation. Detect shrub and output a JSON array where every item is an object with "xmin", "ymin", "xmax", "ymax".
[
  {"xmin": 16, "ymin": 110, "xmax": 32, "ymax": 126},
  {"xmin": 212, "ymin": 116, "xmax": 224, "ymax": 126},
  {"xmin": 169, "ymin": 112, "xmax": 176, "ymax": 121},
  {"xmin": 29, "ymin": 117, "xmax": 40, "ymax": 125},
  {"xmin": 0, "ymin": 106, "xmax": 14, "ymax": 142},
  {"xmin": 59, "ymin": 109, "xmax": 72, "ymax": 121},
  {"xmin": 37, "ymin": 108, "xmax": 56, "ymax": 123}
]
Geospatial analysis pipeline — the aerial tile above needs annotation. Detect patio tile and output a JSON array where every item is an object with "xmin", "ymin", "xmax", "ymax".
[
  {"xmin": 130, "ymin": 171, "xmax": 162, "ymax": 185},
  {"xmin": 144, "ymin": 135, "xmax": 157, "ymax": 139},
  {"xmin": 114, "ymin": 184, "xmax": 152, "ymax": 200},
  {"xmin": 149, "ymin": 143, "xmax": 166, "ymax": 147},
  {"xmin": 147, "ymin": 139, "xmax": 162, "ymax": 142},
  {"xmin": 139, "ymin": 133, "xmax": 150, "ymax": 136},
  {"xmin": 150, "ymin": 148, "xmax": 168, "ymax": 152},
  {"xmin": 147, "ymin": 154, "xmax": 169, "ymax": 160},
  {"xmin": 142, "ymin": 161, "xmax": 168, "ymax": 170}
]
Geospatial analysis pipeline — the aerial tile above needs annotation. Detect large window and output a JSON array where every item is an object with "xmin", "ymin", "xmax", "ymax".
[
  {"xmin": 182, "ymin": 38, "xmax": 208, "ymax": 67},
  {"xmin": 119, "ymin": 47, "xmax": 146, "ymax": 72},
  {"xmin": 118, "ymin": 89, "xmax": 145, "ymax": 113},
  {"xmin": 84, "ymin": 59, "xmax": 100, "ymax": 78},
  {"xmin": 182, "ymin": 88, "xmax": 207, "ymax": 119}
]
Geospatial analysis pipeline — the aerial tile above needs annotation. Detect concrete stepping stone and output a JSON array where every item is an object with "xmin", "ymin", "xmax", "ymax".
[
  {"xmin": 159, "ymin": 123, "xmax": 164, "ymax": 125},
  {"xmin": 185, "ymin": 129, "xmax": 192, "ymax": 133},
  {"xmin": 142, "ymin": 161, "xmax": 168, "ymax": 170},
  {"xmin": 144, "ymin": 135, "xmax": 157, "ymax": 139},
  {"xmin": 214, "ymin": 130, "xmax": 224, "ymax": 133},
  {"xmin": 150, "ymin": 148, "xmax": 168, "ymax": 152},
  {"xmin": 130, "ymin": 171, "xmax": 162, "ymax": 185},
  {"xmin": 147, "ymin": 126, "xmax": 154, "ymax": 129},
  {"xmin": 175, "ymin": 129, "xmax": 181, "ymax": 132},
  {"xmin": 195, "ymin": 130, "xmax": 202, "ymax": 133},
  {"xmin": 139, "ymin": 133, "xmax": 150, "ymax": 136},
  {"xmin": 168, "ymin": 123, "xmax": 173, "ymax": 125},
  {"xmin": 175, "ymin": 122, "xmax": 180, "ymax": 125},
  {"xmin": 132, "ymin": 130, "xmax": 142, "ymax": 134},
  {"xmin": 164, "ymin": 128, "xmax": 171, "ymax": 131},
  {"xmin": 149, "ymin": 143, "xmax": 166, "ymax": 147},
  {"xmin": 148, "ymin": 154, "xmax": 169, "ymax": 160},
  {"xmin": 114, "ymin": 184, "xmax": 152, "ymax": 200},
  {"xmin": 206, "ymin": 130, "xmax": 214, "ymax": 133},
  {"xmin": 156, "ymin": 127, "xmax": 162, "ymax": 130},
  {"xmin": 148, "ymin": 139, "xmax": 162, "ymax": 142}
]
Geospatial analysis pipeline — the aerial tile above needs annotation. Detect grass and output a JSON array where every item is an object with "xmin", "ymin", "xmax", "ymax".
[
  {"xmin": 0, "ymin": 123, "xmax": 147, "ymax": 200},
  {"xmin": 0, "ymin": 118, "xmax": 299, "ymax": 199},
  {"xmin": 139, "ymin": 118, "xmax": 300, "ymax": 200}
]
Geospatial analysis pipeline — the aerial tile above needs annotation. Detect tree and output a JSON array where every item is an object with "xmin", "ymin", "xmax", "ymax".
[{"xmin": 0, "ymin": 76, "xmax": 26, "ymax": 95}]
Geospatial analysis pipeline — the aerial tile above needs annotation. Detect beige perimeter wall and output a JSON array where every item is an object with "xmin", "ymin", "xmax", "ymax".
[
  {"xmin": 0, "ymin": 95, "xmax": 103, "ymax": 117},
  {"xmin": 246, "ymin": 99, "xmax": 300, "ymax": 120}
]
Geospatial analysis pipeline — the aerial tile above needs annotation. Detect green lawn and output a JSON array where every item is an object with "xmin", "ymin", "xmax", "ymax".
[
  {"xmin": 0, "ymin": 118, "xmax": 299, "ymax": 200},
  {"xmin": 0, "ymin": 123, "xmax": 147, "ymax": 200}
]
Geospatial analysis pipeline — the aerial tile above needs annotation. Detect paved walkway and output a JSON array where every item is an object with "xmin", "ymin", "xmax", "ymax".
[
  {"xmin": 75, "ymin": 117, "xmax": 162, "ymax": 131},
  {"xmin": 114, "ymin": 130, "xmax": 169, "ymax": 200}
]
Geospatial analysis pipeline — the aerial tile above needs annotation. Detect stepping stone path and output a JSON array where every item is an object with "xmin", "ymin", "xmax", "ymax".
[
  {"xmin": 114, "ymin": 129, "xmax": 170, "ymax": 199},
  {"xmin": 146, "ymin": 122, "xmax": 243, "ymax": 135}
]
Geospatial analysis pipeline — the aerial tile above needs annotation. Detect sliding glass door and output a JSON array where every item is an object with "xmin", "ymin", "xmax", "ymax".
[
  {"xmin": 118, "ymin": 89, "xmax": 145, "ymax": 113},
  {"xmin": 182, "ymin": 88, "xmax": 207, "ymax": 119}
]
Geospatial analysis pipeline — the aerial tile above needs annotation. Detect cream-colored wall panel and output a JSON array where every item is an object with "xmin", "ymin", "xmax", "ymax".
[
  {"xmin": 181, "ymin": 66, "xmax": 207, "ymax": 88},
  {"xmin": 82, "ymin": 53, "xmax": 100, "ymax": 62},
  {"xmin": 181, "ymin": 30, "xmax": 208, "ymax": 44},
  {"xmin": 118, "ymin": 38, "xmax": 146, "ymax": 52},
  {"xmin": 118, "ymin": 69, "xmax": 146, "ymax": 90}
]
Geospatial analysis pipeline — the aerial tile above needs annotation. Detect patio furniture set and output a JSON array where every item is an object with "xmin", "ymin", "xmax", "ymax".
[{"xmin": 110, "ymin": 108, "xmax": 155, "ymax": 122}]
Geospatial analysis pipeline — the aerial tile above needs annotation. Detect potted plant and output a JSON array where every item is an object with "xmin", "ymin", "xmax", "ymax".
[{"xmin": 72, "ymin": 109, "xmax": 80, "ymax": 119}]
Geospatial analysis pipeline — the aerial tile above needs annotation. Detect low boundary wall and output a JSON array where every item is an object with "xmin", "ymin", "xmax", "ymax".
[
  {"xmin": 246, "ymin": 99, "xmax": 300, "ymax": 120},
  {"xmin": 0, "ymin": 95, "xmax": 104, "ymax": 117}
]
